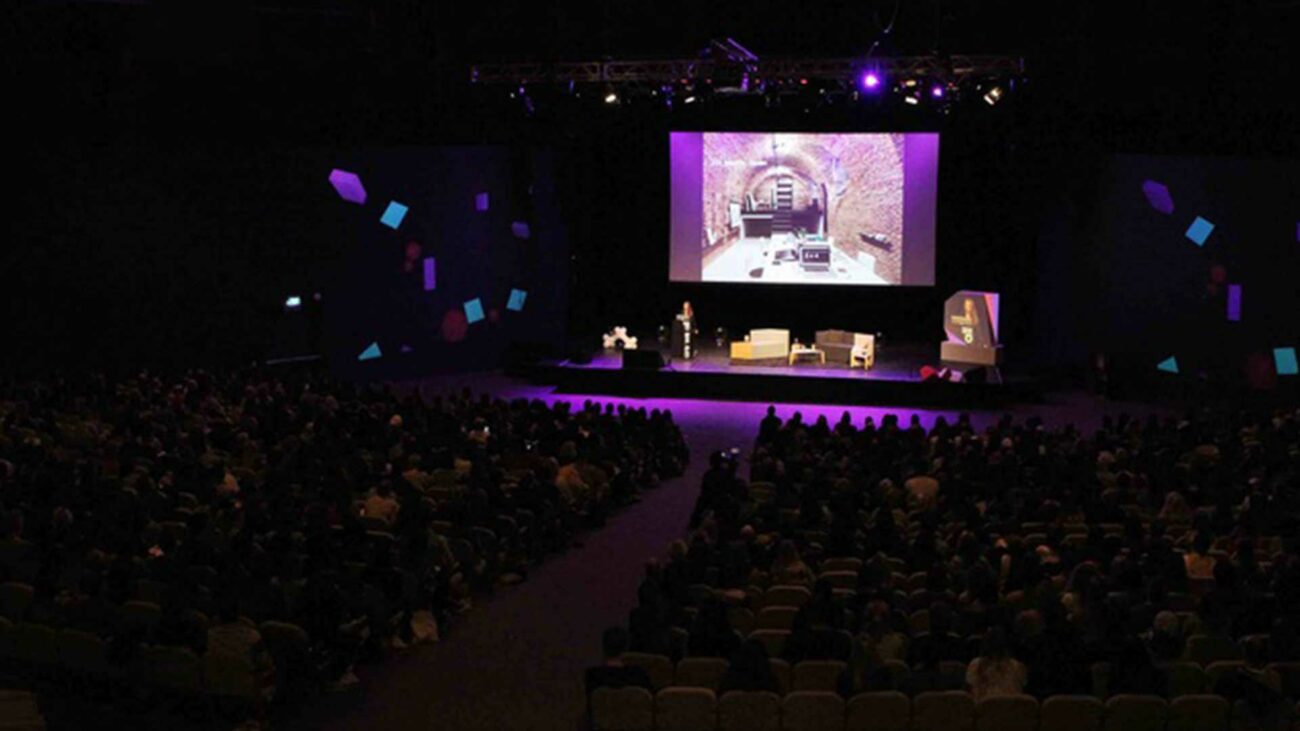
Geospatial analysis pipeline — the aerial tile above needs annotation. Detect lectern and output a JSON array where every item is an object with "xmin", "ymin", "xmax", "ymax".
[{"xmin": 671, "ymin": 316, "xmax": 695, "ymax": 360}]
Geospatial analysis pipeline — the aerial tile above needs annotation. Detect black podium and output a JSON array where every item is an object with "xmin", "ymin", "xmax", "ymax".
[{"xmin": 671, "ymin": 316, "xmax": 695, "ymax": 360}]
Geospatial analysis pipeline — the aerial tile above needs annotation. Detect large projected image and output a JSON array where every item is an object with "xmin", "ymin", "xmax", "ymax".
[{"xmin": 670, "ymin": 132, "xmax": 938, "ymax": 286}]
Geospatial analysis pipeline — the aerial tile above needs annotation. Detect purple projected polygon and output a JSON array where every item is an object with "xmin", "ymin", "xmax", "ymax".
[
  {"xmin": 464, "ymin": 298, "xmax": 485, "ymax": 324},
  {"xmin": 511, "ymin": 221, "xmax": 531, "ymax": 239},
  {"xmin": 380, "ymin": 201, "xmax": 409, "ymax": 229},
  {"xmin": 329, "ymin": 169, "xmax": 367, "ymax": 205},
  {"xmin": 507, "ymin": 288, "xmax": 527, "ymax": 311},
  {"xmin": 476, "ymin": 193, "xmax": 489, "ymax": 212},
  {"xmin": 1141, "ymin": 180, "xmax": 1174, "ymax": 214},
  {"xmin": 1227, "ymin": 284, "xmax": 1241, "ymax": 322},
  {"xmin": 1276, "ymin": 347, "xmax": 1299, "ymax": 376},
  {"xmin": 1185, "ymin": 216, "xmax": 1214, "ymax": 246},
  {"xmin": 422, "ymin": 257, "xmax": 437, "ymax": 291}
]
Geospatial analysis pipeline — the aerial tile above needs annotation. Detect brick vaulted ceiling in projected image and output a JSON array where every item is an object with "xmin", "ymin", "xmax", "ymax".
[{"xmin": 702, "ymin": 132, "xmax": 905, "ymax": 283}]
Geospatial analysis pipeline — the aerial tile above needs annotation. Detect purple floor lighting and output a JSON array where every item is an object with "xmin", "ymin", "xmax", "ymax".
[
  {"xmin": 1157, "ymin": 356, "xmax": 1179, "ymax": 374},
  {"xmin": 860, "ymin": 71, "xmax": 881, "ymax": 91},
  {"xmin": 1276, "ymin": 347, "xmax": 1299, "ymax": 376},
  {"xmin": 380, "ymin": 201, "xmax": 409, "ymax": 229},
  {"xmin": 1141, "ymin": 180, "xmax": 1174, "ymax": 214},
  {"xmin": 423, "ymin": 257, "xmax": 437, "ymax": 291},
  {"xmin": 358, "ymin": 342, "xmax": 382, "ymax": 361},
  {"xmin": 1227, "ymin": 284, "xmax": 1241, "ymax": 321},
  {"xmin": 476, "ymin": 192, "xmax": 489, "ymax": 212},
  {"xmin": 1185, "ymin": 216, "xmax": 1214, "ymax": 246},
  {"xmin": 511, "ymin": 221, "xmax": 531, "ymax": 239},
  {"xmin": 507, "ymin": 288, "xmax": 527, "ymax": 312},
  {"xmin": 464, "ymin": 298, "xmax": 485, "ymax": 324},
  {"xmin": 328, "ymin": 169, "xmax": 367, "ymax": 205}
]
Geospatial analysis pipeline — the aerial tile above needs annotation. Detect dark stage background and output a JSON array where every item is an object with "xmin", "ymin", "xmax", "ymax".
[{"xmin": 7, "ymin": 1, "xmax": 1300, "ymax": 391}]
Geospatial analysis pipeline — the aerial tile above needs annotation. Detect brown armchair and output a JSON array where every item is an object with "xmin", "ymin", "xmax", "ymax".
[{"xmin": 814, "ymin": 330, "xmax": 855, "ymax": 364}]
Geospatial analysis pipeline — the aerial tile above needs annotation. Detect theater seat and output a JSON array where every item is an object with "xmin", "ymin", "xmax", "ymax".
[
  {"xmin": 1041, "ymin": 695, "xmax": 1104, "ymax": 731},
  {"xmin": 782, "ymin": 691, "xmax": 844, "ymax": 731},
  {"xmin": 1168, "ymin": 694, "xmax": 1229, "ymax": 731},
  {"xmin": 719, "ymin": 690, "xmax": 781, "ymax": 731},
  {"xmin": 675, "ymin": 658, "xmax": 728, "ymax": 691},
  {"xmin": 846, "ymin": 691, "xmax": 909, "ymax": 731},
  {"xmin": 1104, "ymin": 694, "xmax": 1166, "ymax": 731},
  {"xmin": 913, "ymin": 690, "xmax": 974, "ymax": 731},
  {"xmin": 592, "ymin": 686, "xmax": 653, "ymax": 731},
  {"xmin": 792, "ymin": 660, "xmax": 846, "ymax": 692},
  {"xmin": 621, "ymin": 652, "xmax": 674, "ymax": 691},
  {"xmin": 974, "ymin": 694, "xmax": 1038, "ymax": 731},
  {"xmin": 655, "ymin": 687, "xmax": 716, "ymax": 731}
]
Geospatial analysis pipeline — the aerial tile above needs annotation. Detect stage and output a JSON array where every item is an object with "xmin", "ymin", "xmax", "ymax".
[{"xmin": 531, "ymin": 342, "xmax": 1040, "ymax": 407}]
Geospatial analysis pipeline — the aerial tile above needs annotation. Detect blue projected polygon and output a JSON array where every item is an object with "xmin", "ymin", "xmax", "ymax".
[
  {"xmin": 1276, "ymin": 348, "xmax": 1299, "ymax": 376},
  {"xmin": 464, "ymin": 298, "xmax": 485, "ymax": 324},
  {"xmin": 380, "ymin": 201, "xmax": 409, "ymax": 229},
  {"xmin": 1157, "ymin": 356, "xmax": 1179, "ymax": 374},
  {"xmin": 1185, "ymin": 216, "xmax": 1214, "ymax": 246},
  {"xmin": 358, "ymin": 342, "xmax": 382, "ymax": 361},
  {"xmin": 507, "ymin": 289, "xmax": 527, "ymax": 312}
]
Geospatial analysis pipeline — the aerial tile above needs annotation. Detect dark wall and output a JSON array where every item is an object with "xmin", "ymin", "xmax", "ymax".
[
  {"xmin": 1035, "ymin": 154, "xmax": 1300, "ymax": 388},
  {"xmin": 6, "ymin": 144, "xmax": 346, "ymax": 375},
  {"xmin": 324, "ymin": 146, "xmax": 569, "ymax": 380}
]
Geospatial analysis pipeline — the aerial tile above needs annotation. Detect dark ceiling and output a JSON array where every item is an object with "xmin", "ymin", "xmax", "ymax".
[{"xmin": 9, "ymin": 1, "xmax": 1300, "ymax": 153}]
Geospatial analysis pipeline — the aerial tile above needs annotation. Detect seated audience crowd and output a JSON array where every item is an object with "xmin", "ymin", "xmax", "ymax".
[
  {"xmin": 0, "ymin": 368, "xmax": 686, "ymax": 709},
  {"xmin": 591, "ymin": 405, "xmax": 1300, "ymax": 728}
]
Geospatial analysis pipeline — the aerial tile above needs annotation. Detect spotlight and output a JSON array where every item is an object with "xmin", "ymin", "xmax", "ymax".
[
  {"xmin": 284, "ymin": 296, "xmax": 302, "ymax": 310},
  {"xmin": 930, "ymin": 85, "xmax": 945, "ymax": 99},
  {"xmin": 684, "ymin": 96, "xmax": 697, "ymax": 104},
  {"xmin": 604, "ymin": 91, "xmax": 619, "ymax": 104},
  {"xmin": 860, "ymin": 71, "xmax": 882, "ymax": 91},
  {"xmin": 903, "ymin": 94, "xmax": 920, "ymax": 106},
  {"xmin": 983, "ymin": 85, "xmax": 1004, "ymax": 105}
]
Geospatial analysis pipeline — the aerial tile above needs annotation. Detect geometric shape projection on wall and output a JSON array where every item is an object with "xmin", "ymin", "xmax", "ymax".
[
  {"xmin": 507, "ymin": 288, "xmax": 527, "ymax": 312},
  {"xmin": 1141, "ymin": 180, "xmax": 1174, "ymax": 215},
  {"xmin": 329, "ymin": 169, "xmax": 367, "ymax": 205},
  {"xmin": 464, "ymin": 298, "xmax": 485, "ymax": 324},
  {"xmin": 380, "ymin": 201, "xmax": 409, "ymax": 229},
  {"xmin": 1185, "ymin": 216, "xmax": 1215, "ymax": 247},
  {"xmin": 511, "ymin": 221, "xmax": 531, "ymax": 239},
  {"xmin": 1276, "ymin": 347, "xmax": 1299, "ymax": 376},
  {"xmin": 1227, "ymin": 284, "xmax": 1242, "ymax": 322},
  {"xmin": 358, "ymin": 341, "xmax": 382, "ymax": 361},
  {"xmin": 476, "ymin": 192, "xmax": 490, "ymax": 212},
  {"xmin": 1157, "ymin": 355, "xmax": 1179, "ymax": 374},
  {"xmin": 423, "ymin": 257, "xmax": 437, "ymax": 291}
]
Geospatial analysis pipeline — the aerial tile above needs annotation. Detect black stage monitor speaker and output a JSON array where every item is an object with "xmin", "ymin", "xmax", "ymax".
[{"xmin": 622, "ymin": 349, "xmax": 667, "ymax": 370}]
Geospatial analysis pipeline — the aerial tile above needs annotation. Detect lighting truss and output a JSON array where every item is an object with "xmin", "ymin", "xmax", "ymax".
[{"xmin": 469, "ymin": 55, "xmax": 1024, "ymax": 87}]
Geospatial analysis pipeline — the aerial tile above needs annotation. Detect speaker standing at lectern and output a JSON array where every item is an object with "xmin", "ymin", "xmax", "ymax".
[{"xmin": 672, "ymin": 301, "xmax": 697, "ymax": 360}]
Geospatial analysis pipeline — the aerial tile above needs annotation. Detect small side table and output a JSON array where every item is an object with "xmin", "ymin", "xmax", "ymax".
[{"xmin": 788, "ymin": 346, "xmax": 826, "ymax": 366}]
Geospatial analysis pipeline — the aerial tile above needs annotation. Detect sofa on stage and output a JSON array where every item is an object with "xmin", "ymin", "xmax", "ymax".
[
  {"xmin": 729, "ymin": 329, "xmax": 790, "ymax": 363},
  {"xmin": 816, "ymin": 329, "xmax": 876, "ymax": 369}
]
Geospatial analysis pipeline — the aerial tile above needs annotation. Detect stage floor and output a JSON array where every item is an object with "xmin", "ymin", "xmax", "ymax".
[
  {"xmin": 534, "ymin": 343, "xmax": 1037, "ymax": 407},
  {"xmin": 563, "ymin": 343, "xmax": 939, "ymax": 383}
]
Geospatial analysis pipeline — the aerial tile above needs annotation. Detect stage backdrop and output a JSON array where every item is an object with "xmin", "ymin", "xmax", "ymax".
[
  {"xmin": 324, "ymin": 147, "xmax": 568, "ymax": 380},
  {"xmin": 1036, "ymin": 154, "xmax": 1300, "ymax": 389}
]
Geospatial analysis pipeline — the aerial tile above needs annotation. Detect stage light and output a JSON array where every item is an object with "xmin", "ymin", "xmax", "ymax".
[
  {"xmin": 684, "ymin": 96, "xmax": 697, "ymax": 104},
  {"xmin": 930, "ymin": 85, "xmax": 945, "ymax": 99},
  {"xmin": 860, "ymin": 71, "xmax": 881, "ymax": 90},
  {"xmin": 284, "ymin": 296, "xmax": 302, "ymax": 310},
  {"xmin": 903, "ymin": 94, "xmax": 920, "ymax": 106},
  {"xmin": 604, "ymin": 91, "xmax": 619, "ymax": 104},
  {"xmin": 983, "ymin": 85, "xmax": 1004, "ymax": 105}
]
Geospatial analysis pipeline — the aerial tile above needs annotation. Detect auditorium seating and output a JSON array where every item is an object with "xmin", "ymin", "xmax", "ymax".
[{"xmin": 590, "ymin": 406, "xmax": 1300, "ymax": 730}]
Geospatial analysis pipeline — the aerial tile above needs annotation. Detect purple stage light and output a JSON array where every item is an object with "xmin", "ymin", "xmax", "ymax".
[
  {"xmin": 423, "ymin": 257, "xmax": 436, "ymax": 291},
  {"xmin": 930, "ymin": 85, "xmax": 945, "ymax": 98},
  {"xmin": 511, "ymin": 221, "xmax": 531, "ymax": 239},
  {"xmin": 475, "ymin": 193, "xmax": 489, "ymax": 212},
  {"xmin": 328, "ymin": 169, "xmax": 367, "ymax": 205},
  {"xmin": 1227, "ymin": 284, "xmax": 1241, "ymax": 322},
  {"xmin": 860, "ymin": 71, "xmax": 881, "ymax": 91},
  {"xmin": 1141, "ymin": 180, "xmax": 1174, "ymax": 215}
]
